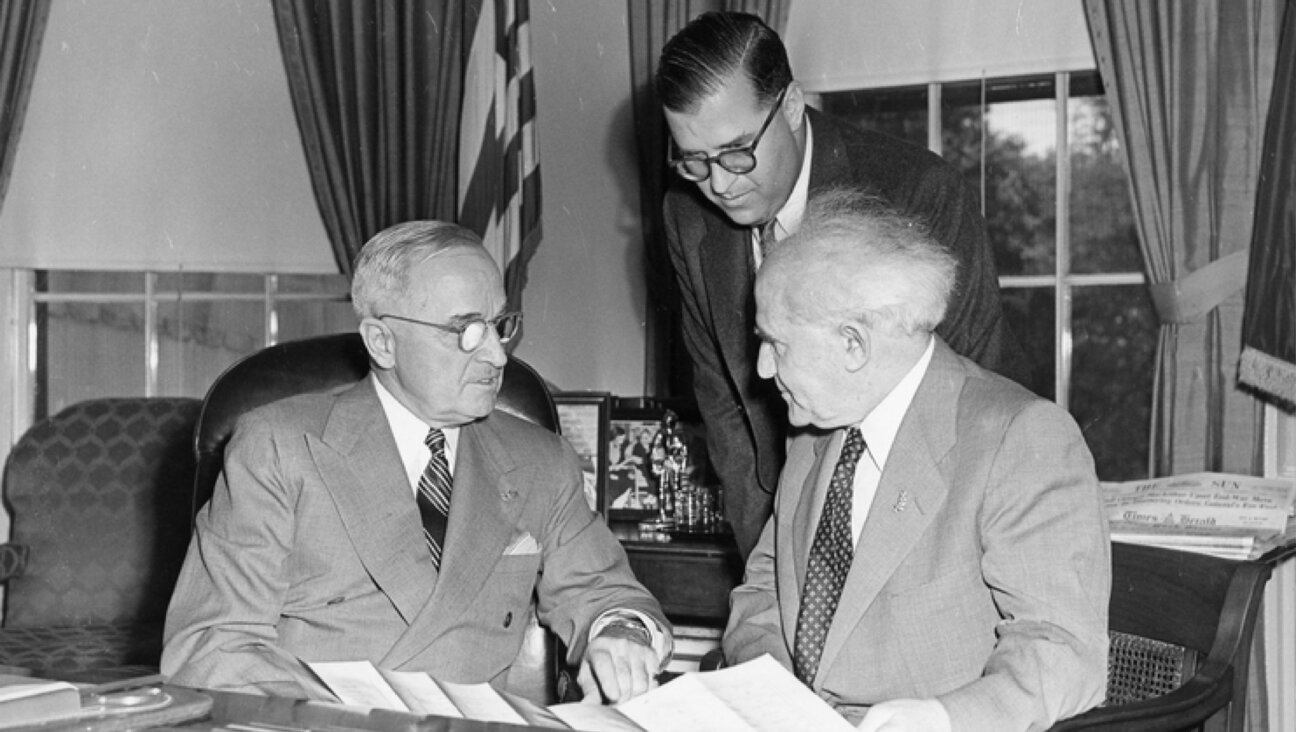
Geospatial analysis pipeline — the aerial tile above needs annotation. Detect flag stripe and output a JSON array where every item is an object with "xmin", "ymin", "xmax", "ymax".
[{"xmin": 459, "ymin": 0, "xmax": 541, "ymax": 313}]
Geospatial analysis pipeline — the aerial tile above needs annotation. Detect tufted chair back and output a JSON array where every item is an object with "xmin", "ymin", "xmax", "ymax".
[
  {"xmin": 191, "ymin": 332, "xmax": 563, "ymax": 703},
  {"xmin": 0, "ymin": 397, "xmax": 201, "ymax": 676}
]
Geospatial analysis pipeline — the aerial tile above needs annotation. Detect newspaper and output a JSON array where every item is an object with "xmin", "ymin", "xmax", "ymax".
[{"xmin": 1102, "ymin": 472, "xmax": 1296, "ymax": 559}]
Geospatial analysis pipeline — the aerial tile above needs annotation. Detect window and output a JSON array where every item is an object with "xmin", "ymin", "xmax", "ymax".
[
  {"xmin": 26, "ymin": 270, "xmax": 354, "ymax": 420},
  {"xmin": 821, "ymin": 71, "xmax": 1154, "ymax": 480}
]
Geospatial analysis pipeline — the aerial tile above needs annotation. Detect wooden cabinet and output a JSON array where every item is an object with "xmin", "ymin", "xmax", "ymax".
[{"xmin": 613, "ymin": 524, "xmax": 743, "ymax": 623}]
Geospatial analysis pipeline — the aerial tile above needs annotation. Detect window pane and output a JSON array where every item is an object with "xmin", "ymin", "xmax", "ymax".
[
  {"xmin": 40, "ymin": 302, "xmax": 145, "ymax": 416},
  {"xmin": 1000, "ymin": 287, "xmax": 1055, "ymax": 399},
  {"xmin": 819, "ymin": 87, "xmax": 928, "ymax": 148},
  {"xmin": 155, "ymin": 271, "xmax": 265, "ymax": 294},
  {"xmin": 157, "ymin": 300, "xmax": 265, "ymax": 398},
  {"xmin": 39, "ymin": 271, "xmax": 144, "ymax": 294},
  {"xmin": 944, "ymin": 93, "xmax": 1058, "ymax": 277},
  {"xmin": 1069, "ymin": 96, "xmax": 1141, "ymax": 274},
  {"xmin": 277, "ymin": 299, "xmax": 357, "ymax": 343},
  {"xmin": 1071, "ymin": 285, "xmax": 1155, "ymax": 480},
  {"xmin": 280, "ymin": 273, "xmax": 350, "ymax": 294}
]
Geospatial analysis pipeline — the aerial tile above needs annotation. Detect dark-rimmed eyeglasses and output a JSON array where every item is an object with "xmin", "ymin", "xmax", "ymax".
[
  {"xmin": 379, "ymin": 311, "xmax": 522, "ymax": 352},
  {"xmin": 668, "ymin": 86, "xmax": 788, "ymax": 182}
]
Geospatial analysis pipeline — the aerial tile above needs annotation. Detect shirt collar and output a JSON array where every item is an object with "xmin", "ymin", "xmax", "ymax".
[
  {"xmin": 855, "ymin": 337, "xmax": 935, "ymax": 473},
  {"xmin": 752, "ymin": 118, "xmax": 814, "ymax": 265},
  {"xmin": 776, "ymin": 116, "xmax": 814, "ymax": 238},
  {"xmin": 371, "ymin": 374, "xmax": 460, "ymax": 484}
]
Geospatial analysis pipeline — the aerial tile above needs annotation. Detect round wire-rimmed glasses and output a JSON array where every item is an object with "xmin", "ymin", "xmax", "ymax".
[{"xmin": 379, "ymin": 311, "xmax": 522, "ymax": 352}]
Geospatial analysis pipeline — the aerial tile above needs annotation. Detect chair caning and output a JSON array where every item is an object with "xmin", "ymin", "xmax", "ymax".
[{"xmin": 1103, "ymin": 630, "xmax": 1188, "ymax": 707}]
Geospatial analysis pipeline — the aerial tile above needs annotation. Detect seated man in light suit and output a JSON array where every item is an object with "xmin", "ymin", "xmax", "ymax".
[
  {"xmin": 723, "ymin": 189, "xmax": 1109, "ymax": 731},
  {"xmin": 163, "ymin": 221, "xmax": 672, "ymax": 703}
]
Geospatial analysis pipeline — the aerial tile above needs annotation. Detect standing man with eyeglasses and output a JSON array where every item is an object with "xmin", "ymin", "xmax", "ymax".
[
  {"xmin": 163, "ymin": 221, "xmax": 671, "ymax": 704},
  {"xmin": 657, "ymin": 11, "xmax": 1028, "ymax": 559}
]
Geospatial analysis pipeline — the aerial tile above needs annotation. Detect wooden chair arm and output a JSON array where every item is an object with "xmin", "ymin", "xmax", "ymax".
[
  {"xmin": 699, "ymin": 648, "xmax": 725, "ymax": 672},
  {"xmin": 1048, "ymin": 670, "xmax": 1233, "ymax": 731},
  {"xmin": 0, "ymin": 543, "xmax": 29, "ymax": 582}
]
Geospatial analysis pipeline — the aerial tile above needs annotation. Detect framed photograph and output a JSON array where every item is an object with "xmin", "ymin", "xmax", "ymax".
[
  {"xmin": 553, "ymin": 392, "xmax": 611, "ymax": 513},
  {"xmin": 607, "ymin": 404, "xmax": 666, "ymax": 521}
]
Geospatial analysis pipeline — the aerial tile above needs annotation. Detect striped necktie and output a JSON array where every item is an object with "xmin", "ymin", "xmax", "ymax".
[
  {"xmin": 793, "ymin": 427, "xmax": 866, "ymax": 685},
  {"xmin": 758, "ymin": 219, "xmax": 779, "ymax": 258},
  {"xmin": 416, "ymin": 427, "xmax": 453, "ymax": 569}
]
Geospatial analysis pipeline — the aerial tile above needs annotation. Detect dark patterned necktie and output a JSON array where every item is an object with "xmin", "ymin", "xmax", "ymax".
[
  {"xmin": 758, "ymin": 219, "xmax": 778, "ymax": 258},
  {"xmin": 793, "ymin": 427, "xmax": 866, "ymax": 685},
  {"xmin": 416, "ymin": 427, "xmax": 453, "ymax": 569}
]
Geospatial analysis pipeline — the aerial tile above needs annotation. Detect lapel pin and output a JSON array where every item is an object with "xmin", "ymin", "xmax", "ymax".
[
  {"xmin": 892, "ymin": 490, "xmax": 909, "ymax": 513},
  {"xmin": 500, "ymin": 489, "xmax": 519, "ymax": 502}
]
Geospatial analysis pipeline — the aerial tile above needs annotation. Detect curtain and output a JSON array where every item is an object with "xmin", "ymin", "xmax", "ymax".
[
  {"xmin": 272, "ymin": 1, "xmax": 466, "ymax": 278},
  {"xmin": 0, "ymin": 0, "xmax": 51, "ymax": 213},
  {"xmin": 1240, "ymin": 0, "xmax": 1296, "ymax": 407},
  {"xmin": 1083, "ymin": 0, "xmax": 1280, "ymax": 478},
  {"xmin": 1084, "ymin": 4, "xmax": 1283, "ymax": 729},
  {"xmin": 628, "ymin": 0, "xmax": 789, "ymax": 394},
  {"xmin": 457, "ymin": 0, "xmax": 542, "ymax": 314}
]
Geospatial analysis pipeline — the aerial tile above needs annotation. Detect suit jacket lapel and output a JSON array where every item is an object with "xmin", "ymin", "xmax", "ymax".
[
  {"xmin": 777, "ymin": 430, "xmax": 836, "ymax": 647},
  {"xmin": 382, "ymin": 415, "xmax": 525, "ymax": 666},
  {"xmin": 308, "ymin": 380, "xmax": 433, "ymax": 626},
  {"xmin": 698, "ymin": 214, "xmax": 757, "ymax": 389},
  {"xmin": 806, "ymin": 108, "xmax": 854, "ymax": 195},
  {"xmin": 814, "ymin": 342, "xmax": 965, "ymax": 682}
]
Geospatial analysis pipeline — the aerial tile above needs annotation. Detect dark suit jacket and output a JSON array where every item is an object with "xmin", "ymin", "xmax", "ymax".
[
  {"xmin": 161, "ymin": 379, "xmax": 665, "ymax": 699},
  {"xmin": 724, "ymin": 340, "xmax": 1109, "ymax": 731},
  {"xmin": 663, "ymin": 108, "xmax": 1029, "ymax": 557}
]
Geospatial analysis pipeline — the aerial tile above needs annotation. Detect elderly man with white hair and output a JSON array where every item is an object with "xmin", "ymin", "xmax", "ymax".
[{"xmin": 723, "ymin": 189, "xmax": 1111, "ymax": 732}]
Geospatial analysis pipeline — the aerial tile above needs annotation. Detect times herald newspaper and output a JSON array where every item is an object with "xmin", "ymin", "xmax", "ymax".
[
  {"xmin": 1103, "ymin": 472, "xmax": 1296, "ymax": 558},
  {"xmin": 1103, "ymin": 472, "xmax": 1295, "ymax": 532}
]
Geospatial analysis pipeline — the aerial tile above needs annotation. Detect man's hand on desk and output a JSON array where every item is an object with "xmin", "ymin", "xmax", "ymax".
[
  {"xmin": 857, "ymin": 698, "xmax": 952, "ymax": 732},
  {"xmin": 577, "ymin": 626, "xmax": 661, "ymax": 704}
]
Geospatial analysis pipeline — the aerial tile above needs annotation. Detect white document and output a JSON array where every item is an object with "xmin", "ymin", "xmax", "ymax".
[
  {"xmin": 615, "ymin": 654, "xmax": 854, "ymax": 732},
  {"xmin": 307, "ymin": 660, "xmax": 561, "ymax": 728},
  {"xmin": 308, "ymin": 654, "xmax": 853, "ymax": 732}
]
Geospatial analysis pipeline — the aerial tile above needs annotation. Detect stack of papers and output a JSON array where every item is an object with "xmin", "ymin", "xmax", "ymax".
[
  {"xmin": 1102, "ymin": 472, "xmax": 1296, "ymax": 560},
  {"xmin": 309, "ymin": 653, "xmax": 853, "ymax": 731}
]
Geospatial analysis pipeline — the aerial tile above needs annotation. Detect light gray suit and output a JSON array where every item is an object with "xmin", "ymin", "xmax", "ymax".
[
  {"xmin": 162, "ymin": 379, "xmax": 665, "ymax": 699},
  {"xmin": 724, "ymin": 340, "xmax": 1109, "ymax": 731}
]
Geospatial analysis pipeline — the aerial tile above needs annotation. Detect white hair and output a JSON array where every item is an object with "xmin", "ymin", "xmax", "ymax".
[{"xmin": 761, "ymin": 187, "xmax": 957, "ymax": 337}]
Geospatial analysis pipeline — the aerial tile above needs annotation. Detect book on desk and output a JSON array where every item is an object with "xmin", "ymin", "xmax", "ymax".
[{"xmin": 308, "ymin": 653, "xmax": 852, "ymax": 731}]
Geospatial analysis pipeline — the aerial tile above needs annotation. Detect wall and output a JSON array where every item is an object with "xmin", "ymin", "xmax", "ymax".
[
  {"xmin": 519, "ymin": 0, "xmax": 647, "ymax": 395},
  {"xmin": 0, "ymin": 0, "xmax": 333, "ymax": 273}
]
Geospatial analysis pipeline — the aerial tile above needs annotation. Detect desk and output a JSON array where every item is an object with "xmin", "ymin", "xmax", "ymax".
[{"xmin": 173, "ymin": 687, "xmax": 541, "ymax": 731}]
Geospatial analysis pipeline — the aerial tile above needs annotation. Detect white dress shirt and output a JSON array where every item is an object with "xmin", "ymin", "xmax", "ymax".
[
  {"xmin": 848, "ymin": 337, "xmax": 936, "ymax": 545},
  {"xmin": 751, "ymin": 118, "xmax": 815, "ymax": 269}
]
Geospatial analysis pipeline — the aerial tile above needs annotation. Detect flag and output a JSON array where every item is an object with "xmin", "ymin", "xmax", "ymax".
[{"xmin": 458, "ymin": 0, "xmax": 541, "ymax": 319}]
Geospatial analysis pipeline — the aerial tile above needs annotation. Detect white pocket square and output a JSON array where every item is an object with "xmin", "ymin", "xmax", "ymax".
[{"xmin": 504, "ymin": 532, "xmax": 541, "ymax": 556}]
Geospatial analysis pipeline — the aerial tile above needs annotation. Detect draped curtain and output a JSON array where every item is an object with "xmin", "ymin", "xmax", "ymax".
[
  {"xmin": 628, "ymin": 0, "xmax": 789, "ymax": 395},
  {"xmin": 1240, "ymin": 0, "xmax": 1296, "ymax": 408},
  {"xmin": 0, "ymin": 0, "xmax": 51, "ymax": 213},
  {"xmin": 272, "ymin": 0, "xmax": 464, "ymax": 277},
  {"xmin": 273, "ymin": 0, "xmax": 541, "ymax": 313},
  {"xmin": 1084, "ymin": 4, "xmax": 1283, "ymax": 729},
  {"xmin": 1083, "ymin": 0, "xmax": 1280, "ymax": 479}
]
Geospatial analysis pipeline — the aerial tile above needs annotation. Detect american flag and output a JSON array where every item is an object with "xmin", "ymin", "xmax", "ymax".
[{"xmin": 458, "ymin": 0, "xmax": 541, "ymax": 315}]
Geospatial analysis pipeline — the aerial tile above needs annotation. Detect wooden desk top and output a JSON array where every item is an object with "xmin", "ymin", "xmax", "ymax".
[{"xmin": 167, "ymin": 686, "xmax": 542, "ymax": 731}]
